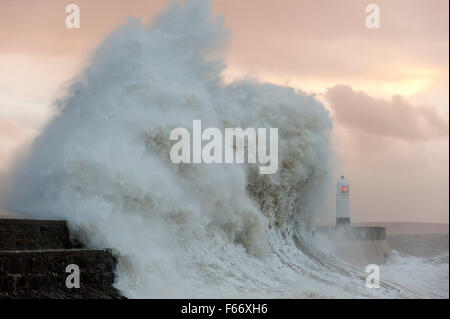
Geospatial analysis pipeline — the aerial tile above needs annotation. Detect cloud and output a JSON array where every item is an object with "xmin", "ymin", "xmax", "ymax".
[
  {"xmin": 0, "ymin": 116, "xmax": 29, "ymax": 140},
  {"xmin": 0, "ymin": 0, "xmax": 167, "ymax": 55},
  {"xmin": 325, "ymin": 85, "xmax": 448, "ymax": 142},
  {"xmin": 0, "ymin": 117, "xmax": 33, "ymax": 174},
  {"xmin": 322, "ymin": 85, "xmax": 449, "ymax": 224}
]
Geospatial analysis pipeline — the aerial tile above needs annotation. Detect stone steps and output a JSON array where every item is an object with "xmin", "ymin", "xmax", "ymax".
[
  {"xmin": 0, "ymin": 218, "xmax": 122, "ymax": 298},
  {"xmin": 0, "ymin": 219, "xmax": 72, "ymax": 250}
]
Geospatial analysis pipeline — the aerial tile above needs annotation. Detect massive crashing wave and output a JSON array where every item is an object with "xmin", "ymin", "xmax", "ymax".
[{"xmin": 1, "ymin": 0, "xmax": 428, "ymax": 298}]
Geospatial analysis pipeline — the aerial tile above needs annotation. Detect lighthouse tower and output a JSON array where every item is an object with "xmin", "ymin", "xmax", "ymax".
[{"xmin": 336, "ymin": 176, "xmax": 350, "ymax": 225}]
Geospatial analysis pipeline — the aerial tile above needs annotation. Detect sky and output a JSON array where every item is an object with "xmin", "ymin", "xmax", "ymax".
[{"xmin": 0, "ymin": 0, "xmax": 448, "ymax": 223}]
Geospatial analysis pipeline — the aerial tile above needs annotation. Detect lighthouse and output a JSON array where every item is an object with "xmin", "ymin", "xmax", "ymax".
[
  {"xmin": 314, "ymin": 175, "xmax": 391, "ymax": 265},
  {"xmin": 336, "ymin": 176, "xmax": 350, "ymax": 225}
]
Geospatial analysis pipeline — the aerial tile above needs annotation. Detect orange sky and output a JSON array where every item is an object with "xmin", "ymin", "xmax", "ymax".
[{"xmin": 0, "ymin": 0, "xmax": 448, "ymax": 223}]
